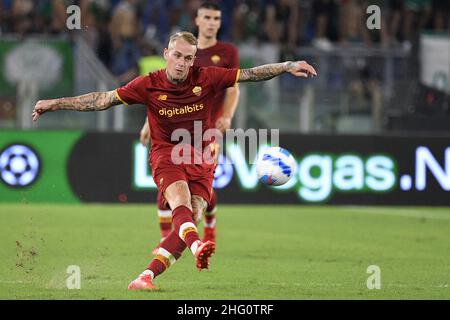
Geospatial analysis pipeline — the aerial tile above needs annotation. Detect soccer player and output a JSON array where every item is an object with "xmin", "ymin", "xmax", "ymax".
[
  {"xmin": 32, "ymin": 32, "xmax": 317, "ymax": 290},
  {"xmin": 140, "ymin": 1, "xmax": 240, "ymax": 252}
]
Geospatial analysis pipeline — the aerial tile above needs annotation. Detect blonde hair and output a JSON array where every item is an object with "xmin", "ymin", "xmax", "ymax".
[{"xmin": 168, "ymin": 32, "xmax": 198, "ymax": 49}]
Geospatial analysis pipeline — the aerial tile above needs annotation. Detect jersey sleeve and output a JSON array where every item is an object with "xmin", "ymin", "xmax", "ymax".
[
  {"xmin": 115, "ymin": 75, "xmax": 148, "ymax": 105},
  {"xmin": 228, "ymin": 46, "xmax": 240, "ymax": 69},
  {"xmin": 207, "ymin": 67, "xmax": 240, "ymax": 94}
]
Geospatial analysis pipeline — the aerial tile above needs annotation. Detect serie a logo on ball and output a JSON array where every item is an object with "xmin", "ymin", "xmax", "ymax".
[{"xmin": 0, "ymin": 144, "xmax": 41, "ymax": 188}]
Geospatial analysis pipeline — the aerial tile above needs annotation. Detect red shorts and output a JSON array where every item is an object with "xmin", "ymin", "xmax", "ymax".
[
  {"xmin": 157, "ymin": 187, "xmax": 217, "ymax": 211},
  {"xmin": 151, "ymin": 145, "xmax": 215, "ymax": 209}
]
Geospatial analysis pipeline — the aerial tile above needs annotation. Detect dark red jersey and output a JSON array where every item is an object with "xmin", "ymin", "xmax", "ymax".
[
  {"xmin": 195, "ymin": 41, "xmax": 239, "ymax": 69},
  {"xmin": 116, "ymin": 66, "xmax": 239, "ymax": 169},
  {"xmin": 194, "ymin": 41, "xmax": 240, "ymax": 125}
]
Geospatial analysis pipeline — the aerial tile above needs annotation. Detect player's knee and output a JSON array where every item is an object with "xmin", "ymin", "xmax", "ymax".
[
  {"xmin": 191, "ymin": 196, "xmax": 207, "ymax": 225},
  {"xmin": 192, "ymin": 195, "xmax": 207, "ymax": 211},
  {"xmin": 191, "ymin": 207, "xmax": 202, "ymax": 225},
  {"xmin": 191, "ymin": 205, "xmax": 202, "ymax": 225},
  {"xmin": 165, "ymin": 181, "xmax": 192, "ymax": 210}
]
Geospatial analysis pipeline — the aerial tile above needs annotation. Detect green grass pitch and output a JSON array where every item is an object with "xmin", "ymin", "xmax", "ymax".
[{"xmin": 1, "ymin": 204, "xmax": 449, "ymax": 299}]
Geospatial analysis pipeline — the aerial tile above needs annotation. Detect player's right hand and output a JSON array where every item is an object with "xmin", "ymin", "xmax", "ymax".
[
  {"xmin": 32, "ymin": 100, "xmax": 54, "ymax": 122},
  {"xmin": 140, "ymin": 127, "xmax": 150, "ymax": 146},
  {"xmin": 215, "ymin": 116, "xmax": 231, "ymax": 133}
]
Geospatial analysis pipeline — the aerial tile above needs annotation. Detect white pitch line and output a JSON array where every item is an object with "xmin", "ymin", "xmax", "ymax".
[
  {"xmin": 340, "ymin": 207, "xmax": 450, "ymax": 221},
  {"xmin": 2, "ymin": 280, "xmax": 448, "ymax": 290},
  {"xmin": 0, "ymin": 280, "xmax": 32, "ymax": 284}
]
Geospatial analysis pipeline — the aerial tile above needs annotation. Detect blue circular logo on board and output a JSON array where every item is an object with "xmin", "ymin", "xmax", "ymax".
[
  {"xmin": 213, "ymin": 154, "xmax": 233, "ymax": 189},
  {"xmin": 0, "ymin": 144, "xmax": 41, "ymax": 188}
]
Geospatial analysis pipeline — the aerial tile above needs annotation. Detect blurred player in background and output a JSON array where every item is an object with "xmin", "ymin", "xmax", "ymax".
[
  {"xmin": 140, "ymin": 2, "xmax": 240, "ymax": 253},
  {"xmin": 32, "ymin": 31, "xmax": 317, "ymax": 290}
]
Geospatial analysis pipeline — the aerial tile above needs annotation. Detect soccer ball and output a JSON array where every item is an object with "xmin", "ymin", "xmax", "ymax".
[
  {"xmin": 0, "ymin": 144, "xmax": 40, "ymax": 187},
  {"xmin": 256, "ymin": 147, "xmax": 297, "ymax": 186}
]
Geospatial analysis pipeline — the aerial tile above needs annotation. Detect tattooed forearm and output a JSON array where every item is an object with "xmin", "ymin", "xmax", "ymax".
[
  {"xmin": 52, "ymin": 91, "xmax": 121, "ymax": 112},
  {"xmin": 239, "ymin": 62, "xmax": 293, "ymax": 82}
]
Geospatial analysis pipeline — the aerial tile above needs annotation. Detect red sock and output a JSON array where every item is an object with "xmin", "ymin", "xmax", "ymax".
[
  {"xmin": 147, "ymin": 259, "xmax": 166, "ymax": 279},
  {"xmin": 147, "ymin": 230, "xmax": 187, "ymax": 279},
  {"xmin": 204, "ymin": 215, "xmax": 216, "ymax": 228},
  {"xmin": 160, "ymin": 223, "xmax": 172, "ymax": 239},
  {"xmin": 172, "ymin": 205, "xmax": 200, "ymax": 250},
  {"xmin": 157, "ymin": 192, "xmax": 172, "ymax": 240},
  {"xmin": 206, "ymin": 190, "xmax": 217, "ymax": 213},
  {"xmin": 158, "ymin": 209, "xmax": 172, "ymax": 239},
  {"xmin": 160, "ymin": 230, "xmax": 187, "ymax": 259},
  {"xmin": 205, "ymin": 191, "xmax": 217, "ymax": 229}
]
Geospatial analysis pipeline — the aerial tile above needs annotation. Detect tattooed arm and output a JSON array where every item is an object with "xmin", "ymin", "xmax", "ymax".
[
  {"xmin": 32, "ymin": 90, "xmax": 122, "ymax": 122},
  {"xmin": 238, "ymin": 61, "xmax": 317, "ymax": 82}
]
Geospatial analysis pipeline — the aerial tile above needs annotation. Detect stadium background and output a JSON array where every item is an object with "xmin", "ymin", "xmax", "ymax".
[{"xmin": 0, "ymin": 0, "xmax": 449, "ymax": 300}]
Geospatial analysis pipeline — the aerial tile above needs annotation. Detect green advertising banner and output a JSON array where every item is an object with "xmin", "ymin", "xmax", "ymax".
[
  {"xmin": 1, "ymin": 131, "xmax": 449, "ymax": 205},
  {"xmin": 0, "ymin": 130, "xmax": 82, "ymax": 203}
]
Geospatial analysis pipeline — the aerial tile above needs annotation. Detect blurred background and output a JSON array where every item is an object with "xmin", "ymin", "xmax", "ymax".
[{"xmin": 0, "ymin": 0, "xmax": 448, "ymax": 134}]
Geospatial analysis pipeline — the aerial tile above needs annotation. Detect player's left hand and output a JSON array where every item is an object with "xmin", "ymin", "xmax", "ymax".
[
  {"xmin": 215, "ymin": 116, "xmax": 232, "ymax": 133},
  {"xmin": 32, "ymin": 99, "xmax": 55, "ymax": 122},
  {"xmin": 287, "ymin": 61, "xmax": 317, "ymax": 78}
]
